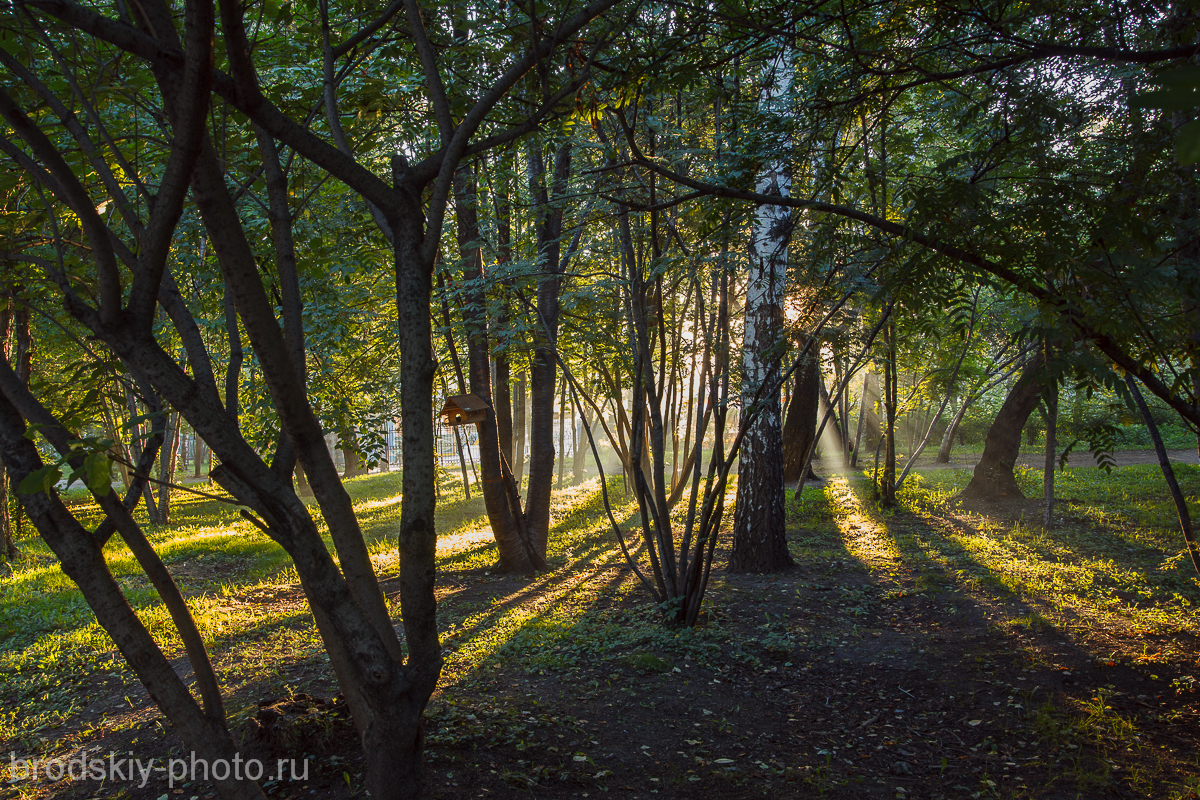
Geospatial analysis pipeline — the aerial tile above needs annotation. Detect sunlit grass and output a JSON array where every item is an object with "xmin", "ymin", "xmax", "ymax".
[{"xmin": 892, "ymin": 464, "xmax": 1200, "ymax": 635}]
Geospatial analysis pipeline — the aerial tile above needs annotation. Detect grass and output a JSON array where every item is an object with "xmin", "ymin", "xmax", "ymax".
[{"xmin": 889, "ymin": 463, "xmax": 1200, "ymax": 637}]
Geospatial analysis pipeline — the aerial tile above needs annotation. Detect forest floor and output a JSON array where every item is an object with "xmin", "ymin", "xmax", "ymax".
[{"xmin": 1, "ymin": 459, "xmax": 1199, "ymax": 800}]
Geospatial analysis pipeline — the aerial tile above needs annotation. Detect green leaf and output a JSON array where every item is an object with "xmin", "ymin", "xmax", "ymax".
[
  {"xmin": 1176, "ymin": 120, "xmax": 1200, "ymax": 166},
  {"xmin": 85, "ymin": 452, "xmax": 112, "ymax": 496},
  {"xmin": 17, "ymin": 466, "xmax": 61, "ymax": 496},
  {"xmin": 1129, "ymin": 87, "xmax": 1200, "ymax": 112}
]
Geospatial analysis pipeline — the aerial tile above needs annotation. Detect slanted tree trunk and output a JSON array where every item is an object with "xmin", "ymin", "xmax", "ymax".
[
  {"xmin": 961, "ymin": 351, "xmax": 1047, "ymax": 500},
  {"xmin": 818, "ymin": 378, "xmax": 845, "ymax": 460},
  {"xmin": 1126, "ymin": 374, "xmax": 1200, "ymax": 575},
  {"xmin": 935, "ymin": 396, "xmax": 968, "ymax": 463},
  {"xmin": 224, "ymin": 284, "xmax": 243, "ymax": 428},
  {"xmin": 125, "ymin": 386, "xmax": 159, "ymax": 521},
  {"xmin": 731, "ymin": 49, "xmax": 793, "ymax": 574},
  {"xmin": 295, "ymin": 461, "xmax": 315, "ymax": 497},
  {"xmin": 782, "ymin": 346, "xmax": 819, "ymax": 482}
]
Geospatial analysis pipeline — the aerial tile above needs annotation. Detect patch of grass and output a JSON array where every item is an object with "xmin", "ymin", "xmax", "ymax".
[{"xmin": 893, "ymin": 464, "xmax": 1200, "ymax": 637}]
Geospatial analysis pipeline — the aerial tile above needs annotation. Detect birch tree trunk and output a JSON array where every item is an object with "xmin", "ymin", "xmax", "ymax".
[{"xmin": 731, "ymin": 49, "xmax": 794, "ymax": 573}]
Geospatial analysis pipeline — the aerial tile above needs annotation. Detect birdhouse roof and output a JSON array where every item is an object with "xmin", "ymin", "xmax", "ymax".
[{"xmin": 443, "ymin": 394, "xmax": 487, "ymax": 414}]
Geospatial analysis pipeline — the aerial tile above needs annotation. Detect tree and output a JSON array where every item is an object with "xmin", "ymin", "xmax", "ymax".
[
  {"xmin": 730, "ymin": 47, "xmax": 795, "ymax": 573},
  {"xmin": 0, "ymin": 0, "xmax": 625, "ymax": 797}
]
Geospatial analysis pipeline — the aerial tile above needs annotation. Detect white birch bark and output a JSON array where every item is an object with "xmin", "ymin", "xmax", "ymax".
[{"xmin": 731, "ymin": 49, "xmax": 795, "ymax": 572}]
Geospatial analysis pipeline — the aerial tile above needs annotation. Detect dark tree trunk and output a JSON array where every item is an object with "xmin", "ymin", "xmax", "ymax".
[
  {"xmin": 1043, "ymin": 377, "xmax": 1057, "ymax": 527},
  {"xmin": 153, "ymin": 411, "xmax": 181, "ymax": 524},
  {"xmin": 194, "ymin": 433, "xmax": 206, "ymax": 478},
  {"xmin": 961, "ymin": 351, "xmax": 1047, "ymax": 500},
  {"xmin": 454, "ymin": 165, "xmax": 541, "ymax": 572},
  {"xmin": 295, "ymin": 461, "xmax": 315, "ymax": 497},
  {"xmin": 524, "ymin": 142, "xmax": 572, "ymax": 556},
  {"xmin": 782, "ymin": 346, "xmax": 819, "ymax": 483},
  {"xmin": 557, "ymin": 375, "xmax": 567, "ymax": 488},
  {"xmin": 495, "ymin": 357, "xmax": 513, "ymax": 466},
  {"xmin": 881, "ymin": 317, "xmax": 897, "ymax": 506},
  {"xmin": 492, "ymin": 169, "xmax": 515, "ymax": 468},
  {"xmin": 512, "ymin": 370, "xmax": 527, "ymax": 490},
  {"xmin": 0, "ymin": 390, "xmax": 263, "ymax": 800},
  {"xmin": 0, "ymin": 295, "xmax": 12, "ymax": 559},
  {"xmin": 223, "ymin": 285, "xmax": 242, "ymax": 427}
]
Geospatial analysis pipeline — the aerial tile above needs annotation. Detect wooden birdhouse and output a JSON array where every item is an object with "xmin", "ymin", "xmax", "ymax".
[{"xmin": 441, "ymin": 394, "xmax": 488, "ymax": 426}]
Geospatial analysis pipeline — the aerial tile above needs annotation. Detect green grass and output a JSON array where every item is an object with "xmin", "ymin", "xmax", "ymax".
[{"xmin": 892, "ymin": 463, "xmax": 1200, "ymax": 635}]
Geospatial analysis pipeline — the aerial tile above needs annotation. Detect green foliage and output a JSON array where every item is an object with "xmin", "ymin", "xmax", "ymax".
[
  {"xmin": 1131, "ymin": 66, "xmax": 1200, "ymax": 165},
  {"xmin": 16, "ymin": 433, "xmax": 114, "ymax": 498}
]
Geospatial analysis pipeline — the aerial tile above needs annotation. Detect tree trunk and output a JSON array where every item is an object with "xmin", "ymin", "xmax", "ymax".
[
  {"xmin": 572, "ymin": 404, "xmax": 588, "ymax": 485},
  {"xmin": 154, "ymin": 412, "xmax": 181, "ymax": 524},
  {"xmin": 295, "ymin": 461, "xmax": 315, "ymax": 497},
  {"xmin": 492, "ymin": 171, "xmax": 515, "ymax": 468},
  {"xmin": 224, "ymin": 284, "xmax": 242, "ymax": 428},
  {"xmin": 851, "ymin": 371, "xmax": 878, "ymax": 468},
  {"xmin": 494, "ymin": 357, "xmax": 513, "ymax": 466},
  {"xmin": 455, "ymin": 164, "xmax": 542, "ymax": 572},
  {"xmin": 881, "ymin": 316, "xmax": 898, "ymax": 506},
  {"xmin": 513, "ymin": 370, "xmax": 527, "ymax": 491},
  {"xmin": 558, "ymin": 375, "xmax": 567, "ymax": 488},
  {"xmin": 961, "ymin": 350, "xmax": 1047, "ymax": 500},
  {"xmin": 193, "ymin": 431, "xmax": 205, "ymax": 478},
  {"xmin": 935, "ymin": 395, "xmax": 968, "ymax": 463},
  {"xmin": 817, "ymin": 377, "xmax": 845, "ymax": 459},
  {"xmin": 341, "ymin": 429, "xmax": 366, "ymax": 479},
  {"xmin": 1126, "ymin": 374, "xmax": 1200, "ymax": 575},
  {"xmin": 1043, "ymin": 372, "xmax": 1057, "ymax": 527},
  {"xmin": 782, "ymin": 346, "xmax": 819, "ymax": 482},
  {"xmin": 0, "ymin": 295, "xmax": 11, "ymax": 559},
  {"xmin": 524, "ymin": 141, "xmax": 572, "ymax": 556},
  {"xmin": 731, "ymin": 48, "xmax": 793, "ymax": 574}
]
